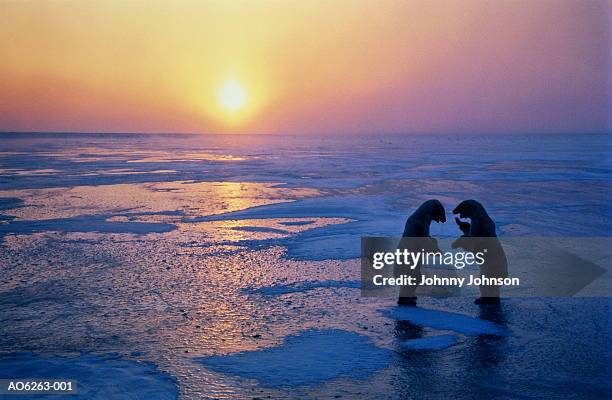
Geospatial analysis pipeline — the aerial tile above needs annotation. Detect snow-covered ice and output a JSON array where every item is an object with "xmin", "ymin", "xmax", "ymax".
[
  {"xmin": 199, "ymin": 329, "xmax": 392, "ymax": 387},
  {"xmin": 0, "ymin": 133, "xmax": 609, "ymax": 399},
  {"xmin": 0, "ymin": 353, "xmax": 178, "ymax": 400},
  {"xmin": 383, "ymin": 306, "xmax": 506, "ymax": 336}
]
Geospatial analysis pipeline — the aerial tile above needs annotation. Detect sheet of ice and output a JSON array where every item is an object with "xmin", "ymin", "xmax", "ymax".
[
  {"xmin": 278, "ymin": 220, "xmax": 315, "ymax": 226},
  {"xmin": 194, "ymin": 196, "xmax": 383, "ymax": 222},
  {"xmin": 0, "ymin": 197, "xmax": 23, "ymax": 210},
  {"xmin": 0, "ymin": 133, "xmax": 610, "ymax": 399},
  {"xmin": 0, "ymin": 353, "xmax": 178, "ymax": 400},
  {"xmin": 242, "ymin": 280, "xmax": 361, "ymax": 296},
  {"xmin": 198, "ymin": 329, "xmax": 392, "ymax": 387},
  {"xmin": 231, "ymin": 226, "xmax": 289, "ymax": 234},
  {"xmin": 192, "ymin": 195, "xmax": 432, "ymax": 260},
  {"xmin": 400, "ymin": 334, "xmax": 458, "ymax": 350},
  {"xmin": 383, "ymin": 307, "xmax": 506, "ymax": 336},
  {"xmin": 0, "ymin": 214, "xmax": 176, "ymax": 238}
]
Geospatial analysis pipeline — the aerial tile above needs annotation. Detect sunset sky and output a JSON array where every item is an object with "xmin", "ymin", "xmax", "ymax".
[{"xmin": 0, "ymin": 0, "xmax": 609, "ymax": 135}]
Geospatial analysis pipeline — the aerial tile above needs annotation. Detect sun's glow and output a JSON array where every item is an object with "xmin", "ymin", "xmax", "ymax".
[{"xmin": 218, "ymin": 80, "xmax": 246, "ymax": 111}]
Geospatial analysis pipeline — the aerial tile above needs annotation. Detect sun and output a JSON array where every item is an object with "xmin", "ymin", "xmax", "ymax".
[{"xmin": 218, "ymin": 80, "xmax": 246, "ymax": 111}]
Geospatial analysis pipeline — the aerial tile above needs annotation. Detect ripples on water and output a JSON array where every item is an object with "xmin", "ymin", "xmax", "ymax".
[{"xmin": 0, "ymin": 133, "xmax": 609, "ymax": 399}]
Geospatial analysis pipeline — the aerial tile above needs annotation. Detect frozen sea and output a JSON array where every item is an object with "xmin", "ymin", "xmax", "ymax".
[{"xmin": 0, "ymin": 133, "xmax": 610, "ymax": 399}]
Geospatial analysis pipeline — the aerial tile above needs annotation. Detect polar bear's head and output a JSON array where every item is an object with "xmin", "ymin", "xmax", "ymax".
[
  {"xmin": 422, "ymin": 199, "xmax": 446, "ymax": 223},
  {"xmin": 452, "ymin": 199, "xmax": 487, "ymax": 220}
]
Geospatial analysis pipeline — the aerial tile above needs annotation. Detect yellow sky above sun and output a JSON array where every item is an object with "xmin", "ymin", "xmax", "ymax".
[{"xmin": 0, "ymin": 0, "xmax": 609, "ymax": 134}]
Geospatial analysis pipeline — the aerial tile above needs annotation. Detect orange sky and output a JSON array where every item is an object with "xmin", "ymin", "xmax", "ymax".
[{"xmin": 0, "ymin": 0, "xmax": 609, "ymax": 134}]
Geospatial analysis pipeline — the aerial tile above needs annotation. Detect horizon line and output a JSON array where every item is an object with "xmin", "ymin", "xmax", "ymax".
[{"xmin": 1, "ymin": 130, "xmax": 610, "ymax": 137}]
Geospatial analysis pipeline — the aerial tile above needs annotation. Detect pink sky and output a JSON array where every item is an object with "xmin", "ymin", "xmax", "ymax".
[{"xmin": 0, "ymin": 0, "xmax": 609, "ymax": 134}]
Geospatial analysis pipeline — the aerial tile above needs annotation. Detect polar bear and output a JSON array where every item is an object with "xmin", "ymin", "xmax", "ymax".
[
  {"xmin": 396, "ymin": 199, "xmax": 446, "ymax": 306},
  {"xmin": 452, "ymin": 200, "xmax": 508, "ymax": 304}
]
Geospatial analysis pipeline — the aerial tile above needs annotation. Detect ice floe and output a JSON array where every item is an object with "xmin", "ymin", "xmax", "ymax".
[
  {"xmin": 399, "ymin": 334, "xmax": 458, "ymax": 350},
  {"xmin": 0, "ymin": 353, "xmax": 178, "ymax": 400},
  {"xmin": 0, "ymin": 214, "xmax": 176, "ymax": 238},
  {"xmin": 199, "ymin": 329, "xmax": 392, "ymax": 387},
  {"xmin": 383, "ymin": 307, "xmax": 506, "ymax": 336}
]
